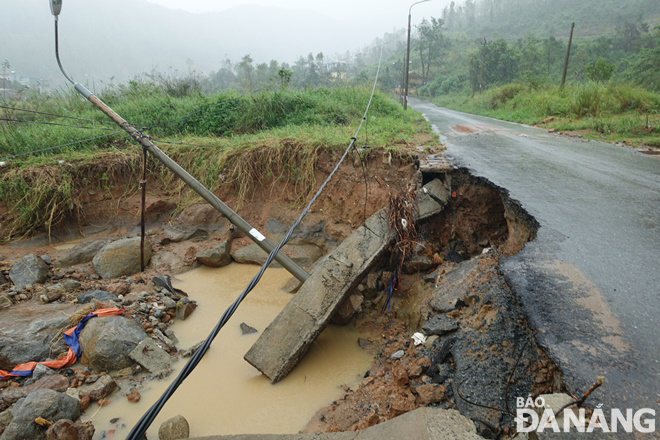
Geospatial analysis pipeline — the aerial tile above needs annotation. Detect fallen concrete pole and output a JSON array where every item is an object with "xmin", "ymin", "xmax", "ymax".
[{"xmin": 244, "ymin": 179, "xmax": 449, "ymax": 383}]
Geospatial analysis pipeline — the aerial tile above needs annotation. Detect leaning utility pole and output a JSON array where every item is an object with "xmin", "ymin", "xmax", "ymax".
[
  {"xmin": 48, "ymin": 0, "xmax": 309, "ymax": 283},
  {"xmin": 561, "ymin": 22, "xmax": 575, "ymax": 89}
]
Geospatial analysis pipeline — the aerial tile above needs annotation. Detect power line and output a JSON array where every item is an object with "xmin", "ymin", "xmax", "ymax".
[
  {"xmin": 0, "ymin": 117, "xmax": 116, "ymax": 131},
  {"xmin": 0, "ymin": 105, "xmax": 114, "ymax": 125},
  {"xmin": 126, "ymin": 44, "xmax": 386, "ymax": 440},
  {"xmin": 0, "ymin": 130, "xmax": 126, "ymax": 161}
]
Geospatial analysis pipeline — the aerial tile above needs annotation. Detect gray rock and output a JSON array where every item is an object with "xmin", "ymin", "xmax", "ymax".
[
  {"xmin": 0, "ymin": 303, "xmax": 77, "ymax": 371},
  {"xmin": 429, "ymin": 258, "xmax": 481, "ymax": 313},
  {"xmin": 77, "ymin": 290, "xmax": 116, "ymax": 304},
  {"xmin": 0, "ymin": 294, "xmax": 12, "ymax": 311},
  {"xmin": 79, "ymin": 316, "xmax": 148, "ymax": 371},
  {"xmin": 158, "ymin": 414, "xmax": 189, "ymax": 440},
  {"xmin": 45, "ymin": 419, "xmax": 78, "ymax": 440},
  {"xmin": 422, "ymin": 315, "xmax": 459, "ymax": 336},
  {"xmin": 403, "ymin": 254, "xmax": 436, "ymax": 274},
  {"xmin": 1, "ymin": 390, "xmax": 80, "ymax": 440},
  {"xmin": 77, "ymin": 374, "xmax": 118, "ymax": 401},
  {"xmin": 232, "ymin": 242, "xmax": 324, "ymax": 269},
  {"xmin": 1, "ymin": 374, "xmax": 69, "ymax": 410},
  {"xmin": 9, "ymin": 254, "xmax": 49, "ymax": 290},
  {"xmin": 196, "ymin": 240, "xmax": 232, "ymax": 268},
  {"xmin": 161, "ymin": 296, "xmax": 177, "ymax": 309},
  {"xmin": 0, "ymin": 408, "xmax": 12, "ymax": 432},
  {"xmin": 129, "ymin": 338, "xmax": 174, "ymax": 377},
  {"xmin": 32, "ymin": 364, "xmax": 55, "ymax": 381},
  {"xmin": 92, "ymin": 237, "xmax": 152, "ymax": 279},
  {"xmin": 391, "ymin": 350, "xmax": 405, "ymax": 360},
  {"xmin": 161, "ymin": 226, "xmax": 208, "ymax": 244},
  {"xmin": 240, "ymin": 323, "xmax": 258, "ymax": 335},
  {"xmin": 40, "ymin": 256, "xmax": 52, "ymax": 265},
  {"xmin": 151, "ymin": 251, "xmax": 186, "ymax": 272},
  {"xmin": 55, "ymin": 239, "xmax": 107, "ymax": 268},
  {"xmin": 62, "ymin": 280, "xmax": 82, "ymax": 291}
]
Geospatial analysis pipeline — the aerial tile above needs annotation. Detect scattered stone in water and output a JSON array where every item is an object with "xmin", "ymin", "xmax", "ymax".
[
  {"xmin": 181, "ymin": 341, "xmax": 204, "ymax": 358},
  {"xmin": 129, "ymin": 338, "xmax": 174, "ymax": 377},
  {"xmin": 158, "ymin": 414, "xmax": 190, "ymax": 440},
  {"xmin": 126, "ymin": 389, "xmax": 141, "ymax": 403},
  {"xmin": 78, "ymin": 375, "xmax": 118, "ymax": 402},
  {"xmin": 176, "ymin": 301, "xmax": 197, "ymax": 320},
  {"xmin": 240, "ymin": 322, "xmax": 258, "ymax": 335},
  {"xmin": 391, "ymin": 350, "xmax": 405, "ymax": 360}
]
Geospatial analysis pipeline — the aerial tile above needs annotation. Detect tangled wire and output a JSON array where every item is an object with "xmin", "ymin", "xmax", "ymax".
[{"xmin": 383, "ymin": 189, "xmax": 418, "ymax": 311}]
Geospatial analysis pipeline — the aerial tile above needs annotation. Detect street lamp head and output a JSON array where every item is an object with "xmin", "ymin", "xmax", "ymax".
[{"xmin": 50, "ymin": 0, "xmax": 63, "ymax": 17}]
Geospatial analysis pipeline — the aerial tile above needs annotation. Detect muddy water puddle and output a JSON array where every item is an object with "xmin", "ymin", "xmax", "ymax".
[{"xmin": 87, "ymin": 264, "xmax": 373, "ymax": 439}]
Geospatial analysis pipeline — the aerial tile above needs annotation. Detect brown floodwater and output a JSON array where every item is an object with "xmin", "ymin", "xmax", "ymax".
[{"xmin": 86, "ymin": 264, "xmax": 373, "ymax": 439}]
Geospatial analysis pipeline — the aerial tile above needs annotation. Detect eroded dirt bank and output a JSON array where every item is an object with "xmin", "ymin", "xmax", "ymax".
[{"xmin": 0, "ymin": 151, "xmax": 566, "ymax": 439}]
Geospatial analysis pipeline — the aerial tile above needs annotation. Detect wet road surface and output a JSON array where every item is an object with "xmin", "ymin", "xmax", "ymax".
[{"xmin": 411, "ymin": 98, "xmax": 660, "ymax": 412}]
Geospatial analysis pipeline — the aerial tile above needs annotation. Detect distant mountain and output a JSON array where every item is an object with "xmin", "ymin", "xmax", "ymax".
[{"xmin": 0, "ymin": 0, "xmax": 376, "ymax": 87}]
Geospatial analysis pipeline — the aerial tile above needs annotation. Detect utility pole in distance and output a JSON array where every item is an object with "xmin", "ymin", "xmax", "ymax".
[
  {"xmin": 480, "ymin": 38, "xmax": 486, "ymax": 94},
  {"xmin": 561, "ymin": 22, "xmax": 575, "ymax": 89},
  {"xmin": 404, "ymin": 0, "xmax": 432, "ymax": 110}
]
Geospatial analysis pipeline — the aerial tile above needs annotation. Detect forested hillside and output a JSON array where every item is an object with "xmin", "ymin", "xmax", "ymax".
[{"xmin": 441, "ymin": 0, "xmax": 659, "ymax": 38}]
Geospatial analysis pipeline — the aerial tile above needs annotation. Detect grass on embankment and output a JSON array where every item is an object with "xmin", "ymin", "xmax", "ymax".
[
  {"xmin": 0, "ymin": 86, "xmax": 440, "ymax": 240},
  {"xmin": 431, "ymin": 83, "xmax": 660, "ymax": 147}
]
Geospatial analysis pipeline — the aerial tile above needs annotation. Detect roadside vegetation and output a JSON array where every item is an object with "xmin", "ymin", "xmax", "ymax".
[
  {"xmin": 347, "ymin": 0, "xmax": 660, "ymax": 147},
  {"xmin": 432, "ymin": 83, "xmax": 660, "ymax": 146},
  {"xmin": 0, "ymin": 80, "xmax": 439, "ymax": 240}
]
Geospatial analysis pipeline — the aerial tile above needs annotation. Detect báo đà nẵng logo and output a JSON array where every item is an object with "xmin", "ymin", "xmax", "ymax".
[{"xmin": 515, "ymin": 396, "xmax": 656, "ymax": 434}]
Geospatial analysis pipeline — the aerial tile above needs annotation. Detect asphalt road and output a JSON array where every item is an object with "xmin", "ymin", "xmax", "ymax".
[{"xmin": 411, "ymin": 98, "xmax": 660, "ymax": 413}]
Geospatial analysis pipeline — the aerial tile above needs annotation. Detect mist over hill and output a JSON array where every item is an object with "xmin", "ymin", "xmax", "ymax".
[{"xmin": 0, "ymin": 0, "xmax": 378, "ymax": 87}]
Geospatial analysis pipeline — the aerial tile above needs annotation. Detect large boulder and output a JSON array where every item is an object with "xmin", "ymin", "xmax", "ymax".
[
  {"xmin": 0, "ymin": 390, "xmax": 80, "ymax": 440},
  {"xmin": 8, "ymin": 254, "xmax": 48, "ymax": 290},
  {"xmin": 55, "ymin": 239, "xmax": 107, "ymax": 268},
  {"xmin": 79, "ymin": 316, "xmax": 148, "ymax": 372},
  {"xmin": 92, "ymin": 238, "xmax": 152, "ymax": 278},
  {"xmin": 196, "ymin": 240, "xmax": 232, "ymax": 268},
  {"xmin": 0, "ymin": 303, "xmax": 77, "ymax": 371}
]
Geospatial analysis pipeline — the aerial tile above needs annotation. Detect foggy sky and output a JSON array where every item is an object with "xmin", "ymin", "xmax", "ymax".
[
  {"xmin": 145, "ymin": 0, "xmax": 446, "ymax": 31},
  {"xmin": 1, "ymin": 0, "xmax": 449, "ymax": 86}
]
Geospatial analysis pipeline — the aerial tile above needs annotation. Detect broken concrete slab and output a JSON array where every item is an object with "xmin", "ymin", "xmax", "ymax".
[
  {"xmin": 129, "ymin": 338, "xmax": 174, "ymax": 377},
  {"xmin": 417, "ymin": 179, "xmax": 450, "ymax": 220},
  {"xmin": 244, "ymin": 209, "xmax": 391, "ymax": 383},
  {"xmin": 187, "ymin": 408, "xmax": 484, "ymax": 440}
]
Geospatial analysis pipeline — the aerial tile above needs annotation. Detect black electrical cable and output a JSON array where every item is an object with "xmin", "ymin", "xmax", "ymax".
[
  {"xmin": 0, "ymin": 105, "xmax": 115, "ymax": 126},
  {"xmin": 126, "ymin": 44, "xmax": 385, "ymax": 440},
  {"xmin": 0, "ymin": 117, "xmax": 116, "ymax": 131},
  {"xmin": 0, "ymin": 130, "xmax": 126, "ymax": 161}
]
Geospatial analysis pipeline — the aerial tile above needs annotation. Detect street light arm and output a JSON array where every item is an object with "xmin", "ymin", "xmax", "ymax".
[{"xmin": 409, "ymin": 0, "xmax": 432, "ymax": 15}]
